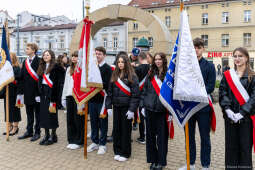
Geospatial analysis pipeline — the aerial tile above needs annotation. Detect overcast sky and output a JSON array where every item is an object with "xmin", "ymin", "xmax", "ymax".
[{"xmin": 2, "ymin": 0, "xmax": 131, "ymax": 21}]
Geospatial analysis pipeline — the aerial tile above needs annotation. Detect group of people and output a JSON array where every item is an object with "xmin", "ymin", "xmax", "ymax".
[{"xmin": 1, "ymin": 37, "xmax": 254, "ymax": 170}]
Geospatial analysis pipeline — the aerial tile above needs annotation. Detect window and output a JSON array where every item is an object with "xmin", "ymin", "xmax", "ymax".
[
  {"xmin": 103, "ymin": 38, "xmax": 107, "ymax": 48},
  {"xmin": 148, "ymin": 37, "xmax": 153, "ymax": 47},
  {"xmin": 243, "ymin": 33, "xmax": 251, "ymax": 46},
  {"xmin": 244, "ymin": 10, "xmax": 251, "ymax": 22},
  {"xmin": 60, "ymin": 39, "xmax": 65, "ymax": 49},
  {"xmin": 222, "ymin": 12, "xmax": 229, "ymax": 23},
  {"xmin": 201, "ymin": 35, "xmax": 208, "ymax": 47},
  {"xmin": 202, "ymin": 13, "xmax": 208, "ymax": 25},
  {"xmin": 165, "ymin": 16, "xmax": 171, "ymax": 27},
  {"xmin": 133, "ymin": 37, "xmax": 138, "ymax": 48},
  {"xmin": 113, "ymin": 37, "xmax": 118, "ymax": 49},
  {"xmin": 133, "ymin": 22, "xmax": 138, "ymax": 30},
  {"xmin": 221, "ymin": 34, "xmax": 229, "ymax": 47}
]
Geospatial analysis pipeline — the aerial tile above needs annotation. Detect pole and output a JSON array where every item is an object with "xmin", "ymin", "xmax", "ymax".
[
  {"xmin": 82, "ymin": 0, "xmax": 85, "ymax": 19},
  {"xmin": 84, "ymin": 103, "xmax": 88, "ymax": 159},
  {"xmin": 185, "ymin": 123, "xmax": 190, "ymax": 170},
  {"xmin": 4, "ymin": 20, "xmax": 10, "ymax": 141},
  {"xmin": 17, "ymin": 14, "xmax": 20, "ymax": 56},
  {"xmin": 179, "ymin": 1, "xmax": 189, "ymax": 169}
]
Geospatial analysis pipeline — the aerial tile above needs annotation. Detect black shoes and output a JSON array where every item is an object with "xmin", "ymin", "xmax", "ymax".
[
  {"xmin": 107, "ymin": 136, "xmax": 113, "ymax": 143},
  {"xmin": 18, "ymin": 131, "xmax": 33, "ymax": 140},
  {"xmin": 150, "ymin": 163, "xmax": 163, "ymax": 170},
  {"xmin": 39, "ymin": 135, "xmax": 49, "ymax": 145},
  {"xmin": 30, "ymin": 133, "xmax": 41, "ymax": 142},
  {"xmin": 9, "ymin": 128, "xmax": 19, "ymax": 136},
  {"xmin": 136, "ymin": 137, "xmax": 146, "ymax": 144},
  {"xmin": 133, "ymin": 124, "xmax": 137, "ymax": 131},
  {"xmin": 150, "ymin": 163, "xmax": 156, "ymax": 170}
]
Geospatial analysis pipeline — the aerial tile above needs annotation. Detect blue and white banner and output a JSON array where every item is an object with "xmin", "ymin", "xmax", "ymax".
[
  {"xmin": 159, "ymin": 10, "xmax": 208, "ymax": 128},
  {"xmin": 0, "ymin": 26, "xmax": 14, "ymax": 91}
]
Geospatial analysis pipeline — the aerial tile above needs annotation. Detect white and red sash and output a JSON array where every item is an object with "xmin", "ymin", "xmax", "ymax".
[
  {"xmin": 25, "ymin": 59, "xmax": 39, "ymax": 82},
  {"xmin": 111, "ymin": 65, "xmax": 116, "ymax": 71},
  {"xmin": 224, "ymin": 68, "xmax": 255, "ymax": 152},
  {"xmin": 49, "ymin": 102, "xmax": 56, "ymax": 113},
  {"xmin": 139, "ymin": 76, "xmax": 146, "ymax": 91},
  {"xmin": 99, "ymin": 90, "xmax": 108, "ymax": 118},
  {"xmin": 43, "ymin": 74, "xmax": 53, "ymax": 88},
  {"xmin": 15, "ymin": 95, "xmax": 24, "ymax": 108},
  {"xmin": 151, "ymin": 75, "xmax": 174, "ymax": 139},
  {"xmin": 115, "ymin": 78, "xmax": 131, "ymax": 96}
]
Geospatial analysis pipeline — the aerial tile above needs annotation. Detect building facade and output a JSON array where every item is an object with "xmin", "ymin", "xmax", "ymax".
[{"xmin": 128, "ymin": 0, "xmax": 255, "ymax": 70}]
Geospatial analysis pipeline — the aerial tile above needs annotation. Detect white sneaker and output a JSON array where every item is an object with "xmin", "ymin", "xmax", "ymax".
[
  {"xmin": 179, "ymin": 164, "xmax": 195, "ymax": 170},
  {"xmin": 87, "ymin": 131, "xmax": 91, "ymax": 138},
  {"xmin": 70, "ymin": 144, "xmax": 81, "ymax": 150},
  {"xmin": 64, "ymin": 110, "xmax": 67, "ymax": 113},
  {"xmin": 114, "ymin": 155, "xmax": 120, "ymax": 161},
  {"xmin": 118, "ymin": 156, "xmax": 128, "ymax": 162},
  {"xmin": 87, "ymin": 143, "xmax": 99, "ymax": 152},
  {"xmin": 202, "ymin": 168, "xmax": 209, "ymax": 170},
  {"xmin": 97, "ymin": 145, "xmax": 106, "ymax": 155},
  {"xmin": 66, "ymin": 144, "xmax": 72, "ymax": 149}
]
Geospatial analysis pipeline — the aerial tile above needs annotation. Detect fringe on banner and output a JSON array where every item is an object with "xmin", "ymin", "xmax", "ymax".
[{"xmin": 49, "ymin": 102, "xmax": 56, "ymax": 113}]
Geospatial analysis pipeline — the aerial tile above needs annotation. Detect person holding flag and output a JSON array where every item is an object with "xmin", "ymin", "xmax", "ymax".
[
  {"xmin": 0, "ymin": 25, "xmax": 15, "ymax": 138},
  {"xmin": 37, "ymin": 50, "xmax": 62, "ymax": 145},
  {"xmin": 219, "ymin": 47, "xmax": 255, "ymax": 170},
  {"xmin": 1, "ymin": 52, "xmax": 22, "ymax": 136},
  {"xmin": 18, "ymin": 43, "xmax": 41, "ymax": 141},
  {"xmin": 135, "ymin": 51, "xmax": 150, "ymax": 144},
  {"xmin": 87, "ymin": 46, "xmax": 112, "ymax": 154},
  {"xmin": 140, "ymin": 52, "xmax": 169, "ymax": 170},
  {"xmin": 105, "ymin": 52, "xmax": 140, "ymax": 162}
]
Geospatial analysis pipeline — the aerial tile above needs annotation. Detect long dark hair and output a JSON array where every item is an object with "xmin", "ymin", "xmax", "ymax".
[
  {"xmin": 37, "ymin": 50, "xmax": 56, "ymax": 76},
  {"xmin": 148, "ymin": 52, "xmax": 168, "ymax": 81},
  {"xmin": 111, "ymin": 51, "xmax": 136, "ymax": 83},
  {"xmin": 233, "ymin": 47, "xmax": 255, "ymax": 82},
  {"xmin": 70, "ymin": 51, "xmax": 78, "ymax": 76},
  {"xmin": 57, "ymin": 55, "xmax": 64, "ymax": 68}
]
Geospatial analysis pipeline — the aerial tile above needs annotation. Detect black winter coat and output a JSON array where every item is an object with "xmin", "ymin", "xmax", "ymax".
[
  {"xmin": 219, "ymin": 70, "xmax": 255, "ymax": 121},
  {"xmin": 140, "ymin": 76, "xmax": 166, "ymax": 113},
  {"xmin": 19, "ymin": 56, "xmax": 40, "ymax": 105},
  {"xmin": 105, "ymin": 75, "xmax": 140, "ymax": 112}
]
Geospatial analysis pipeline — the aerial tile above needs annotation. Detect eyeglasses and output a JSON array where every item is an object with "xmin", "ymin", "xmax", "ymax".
[{"xmin": 233, "ymin": 55, "xmax": 244, "ymax": 58}]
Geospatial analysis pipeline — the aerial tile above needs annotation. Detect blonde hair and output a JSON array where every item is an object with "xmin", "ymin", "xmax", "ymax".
[{"xmin": 10, "ymin": 52, "xmax": 20, "ymax": 67}]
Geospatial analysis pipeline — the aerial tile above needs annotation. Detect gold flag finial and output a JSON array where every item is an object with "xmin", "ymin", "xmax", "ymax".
[{"xmin": 85, "ymin": 0, "xmax": 90, "ymax": 18}]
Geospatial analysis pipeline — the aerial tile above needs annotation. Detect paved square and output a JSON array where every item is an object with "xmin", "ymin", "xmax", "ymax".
[{"xmin": 0, "ymin": 100, "xmax": 254, "ymax": 170}]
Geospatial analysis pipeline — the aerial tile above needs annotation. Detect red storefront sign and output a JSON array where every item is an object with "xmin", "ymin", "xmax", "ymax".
[{"xmin": 207, "ymin": 52, "xmax": 233, "ymax": 58}]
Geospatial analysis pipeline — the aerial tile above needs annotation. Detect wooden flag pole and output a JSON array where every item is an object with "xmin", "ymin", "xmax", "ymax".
[
  {"xmin": 84, "ymin": 103, "xmax": 88, "ymax": 159},
  {"xmin": 4, "ymin": 20, "xmax": 10, "ymax": 141},
  {"xmin": 185, "ymin": 123, "xmax": 190, "ymax": 170}
]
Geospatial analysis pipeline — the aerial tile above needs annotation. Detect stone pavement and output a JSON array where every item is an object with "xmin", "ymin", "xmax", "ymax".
[{"xmin": 0, "ymin": 100, "xmax": 254, "ymax": 170}]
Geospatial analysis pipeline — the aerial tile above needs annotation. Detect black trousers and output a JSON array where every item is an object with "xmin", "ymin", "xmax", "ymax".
[
  {"xmin": 113, "ymin": 106, "xmax": 132, "ymax": 158},
  {"xmin": 146, "ymin": 110, "xmax": 168, "ymax": 166},
  {"xmin": 25, "ymin": 103, "xmax": 40, "ymax": 134},
  {"xmin": 138, "ymin": 108, "xmax": 145, "ymax": 139},
  {"xmin": 66, "ymin": 96, "xmax": 84, "ymax": 145},
  {"xmin": 225, "ymin": 119, "xmax": 253, "ymax": 170}
]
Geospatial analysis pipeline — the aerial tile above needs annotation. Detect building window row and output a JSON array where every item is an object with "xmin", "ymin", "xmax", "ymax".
[{"xmin": 201, "ymin": 33, "xmax": 252, "ymax": 48}]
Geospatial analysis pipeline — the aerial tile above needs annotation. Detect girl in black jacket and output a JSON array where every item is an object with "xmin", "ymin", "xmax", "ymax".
[
  {"xmin": 140, "ymin": 52, "xmax": 168, "ymax": 170},
  {"xmin": 219, "ymin": 47, "xmax": 255, "ymax": 170},
  {"xmin": 105, "ymin": 52, "xmax": 140, "ymax": 162},
  {"xmin": 37, "ymin": 50, "xmax": 61, "ymax": 146}
]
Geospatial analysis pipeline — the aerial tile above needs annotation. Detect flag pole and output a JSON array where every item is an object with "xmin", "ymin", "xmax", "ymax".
[
  {"xmin": 4, "ymin": 20, "xmax": 10, "ymax": 141},
  {"xmin": 180, "ymin": 1, "xmax": 190, "ymax": 169},
  {"xmin": 83, "ymin": 0, "xmax": 90, "ymax": 160}
]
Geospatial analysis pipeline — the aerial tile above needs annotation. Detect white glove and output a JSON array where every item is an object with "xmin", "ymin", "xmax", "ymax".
[
  {"xmin": 35, "ymin": 96, "xmax": 40, "ymax": 103},
  {"xmin": 168, "ymin": 115, "xmax": 173, "ymax": 122},
  {"xmin": 107, "ymin": 109, "xmax": 113, "ymax": 117},
  {"xmin": 225, "ymin": 109, "xmax": 235, "ymax": 121},
  {"xmin": 141, "ymin": 108, "xmax": 145, "ymax": 117},
  {"xmin": 62, "ymin": 100, "xmax": 66, "ymax": 109},
  {"xmin": 126, "ymin": 110, "xmax": 134, "ymax": 120},
  {"xmin": 233, "ymin": 113, "xmax": 244, "ymax": 123}
]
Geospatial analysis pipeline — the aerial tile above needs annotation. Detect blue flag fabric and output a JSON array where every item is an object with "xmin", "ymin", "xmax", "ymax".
[
  {"xmin": 0, "ymin": 26, "xmax": 14, "ymax": 91},
  {"xmin": 159, "ymin": 33, "xmax": 207, "ymax": 128}
]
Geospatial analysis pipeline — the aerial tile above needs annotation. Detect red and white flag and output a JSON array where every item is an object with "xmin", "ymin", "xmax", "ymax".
[{"xmin": 73, "ymin": 18, "xmax": 102, "ymax": 106}]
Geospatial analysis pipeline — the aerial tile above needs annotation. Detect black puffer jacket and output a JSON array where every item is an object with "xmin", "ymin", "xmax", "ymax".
[
  {"xmin": 140, "ymin": 76, "xmax": 166, "ymax": 113},
  {"xmin": 219, "ymin": 71, "xmax": 255, "ymax": 121},
  {"xmin": 105, "ymin": 75, "xmax": 140, "ymax": 112}
]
